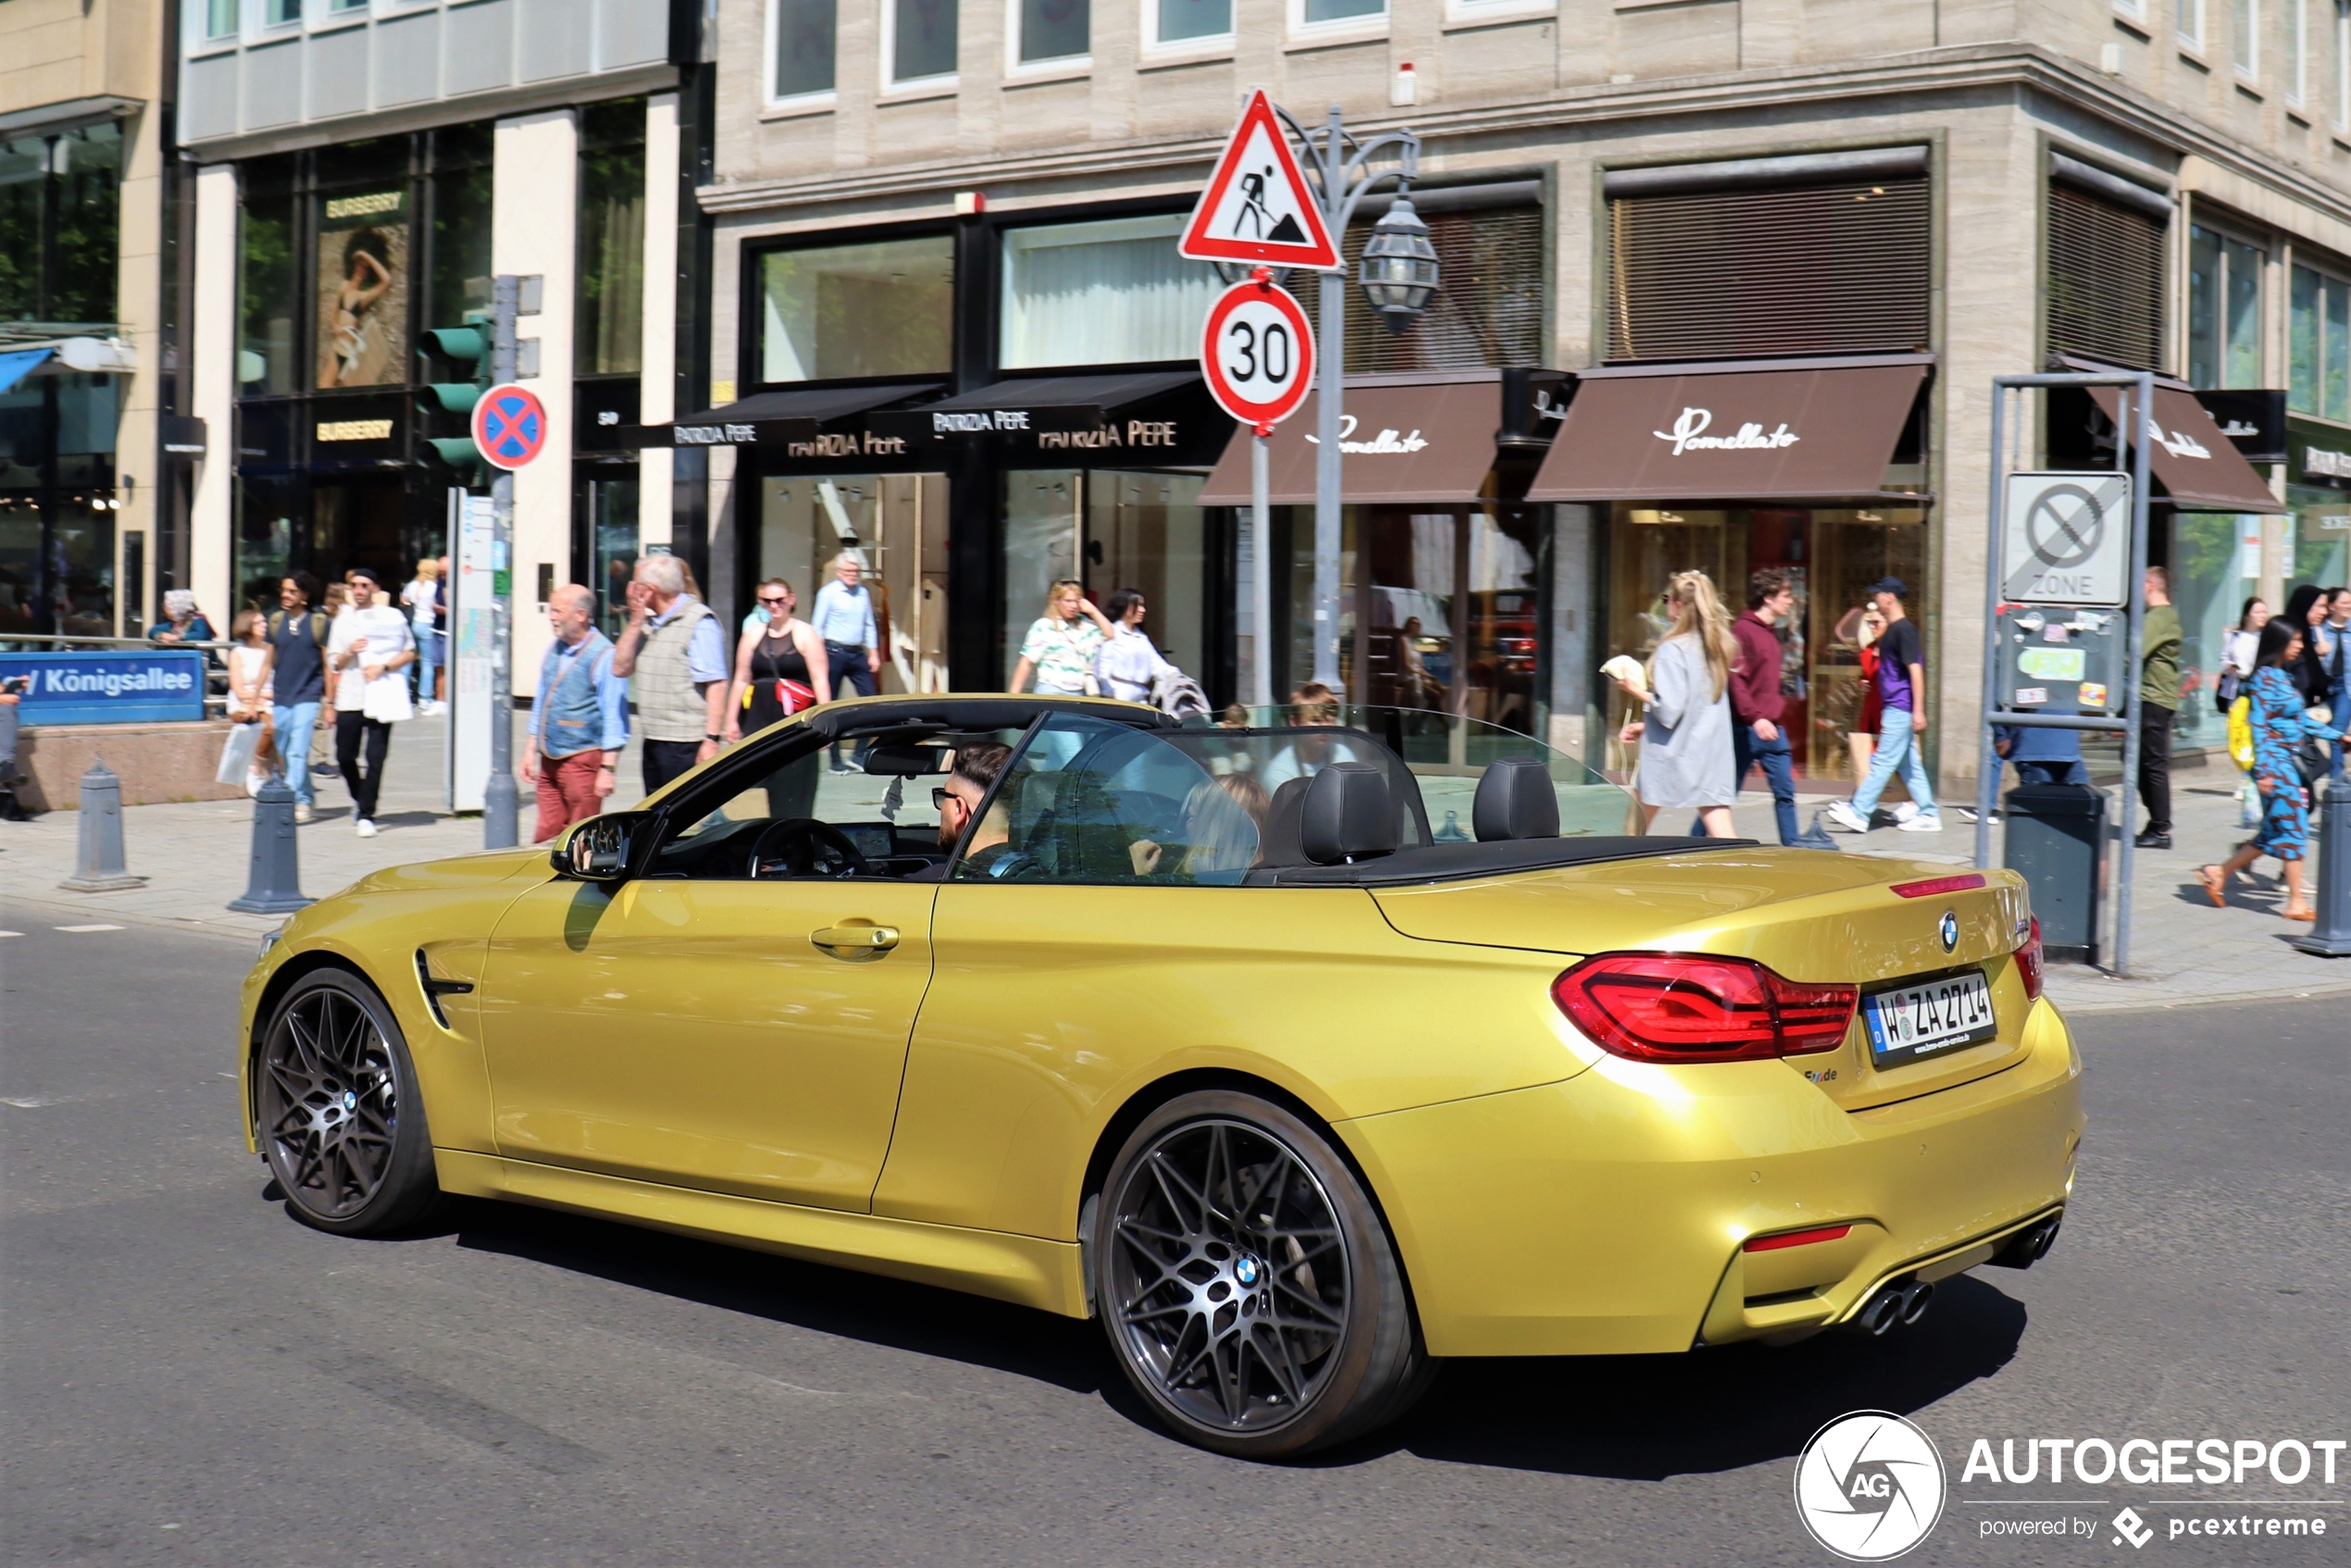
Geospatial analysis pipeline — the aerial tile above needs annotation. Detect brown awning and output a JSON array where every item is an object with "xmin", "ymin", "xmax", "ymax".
[
  {"xmin": 1198, "ymin": 377, "xmax": 1507, "ymax": 506},
  {"xmin": 2087, "ymin": 384, "xmax": 2285, "ymax": 513},
  {"xmin": 1524, "ymin": 355, "xmax": 1930, "ymax": 503}
]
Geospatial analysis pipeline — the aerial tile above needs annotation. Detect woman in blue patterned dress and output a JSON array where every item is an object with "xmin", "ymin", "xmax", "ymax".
[{"xmin": 2198, "ymin": 618, "xmax": 2345, "ymax": 922}]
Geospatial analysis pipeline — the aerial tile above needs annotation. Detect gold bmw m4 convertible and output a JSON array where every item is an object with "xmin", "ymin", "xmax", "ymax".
[{"xmin": 240, "ymin": 695, "xmax": 2082, "ymax": 1459}]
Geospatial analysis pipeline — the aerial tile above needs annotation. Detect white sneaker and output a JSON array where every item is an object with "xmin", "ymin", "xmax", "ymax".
[
  {"xmin": 246, "ymin": 768, "xmax": 267, "ymax": 798},
  {"xmin": 1893, "ymin": 801, "xmax": 1921, "ymax": 823},
  {"xmin": 1823, "ymin": 800, "xmax": 1870, "ymax": 833},
  {"xmin": 292, "ymin": 803, "xmax": 316, "ymax": 825},
  {"xmin": 1897, "ymin": 813, "xmax": 1945, "ymax": 832},
  {"xmin": 355, "ymin": 818, "xmax": 378, "ymax": 838}
]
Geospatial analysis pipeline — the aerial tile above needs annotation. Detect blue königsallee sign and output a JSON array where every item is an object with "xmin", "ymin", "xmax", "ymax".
[{"xmin": 0, "ymin": 650, "xmax": 208, "ymax": 726}]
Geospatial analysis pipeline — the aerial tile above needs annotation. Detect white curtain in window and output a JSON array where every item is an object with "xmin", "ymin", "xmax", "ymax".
[{"xmin": 1001, "ymin": 215, "xmax": 1222, "ymax": 368}]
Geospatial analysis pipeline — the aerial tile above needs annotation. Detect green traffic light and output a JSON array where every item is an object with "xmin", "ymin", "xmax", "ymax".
[
  {"xmin": 426, "ymin": 437, "xmax": 484, "ymax": 468},
  {"xmin": 420, "ymin": 383, "xmax": 481, "ymax": 414},
  {"xmin": 421, "ymin": 326, "xmax": 487, "ymax": 361}
]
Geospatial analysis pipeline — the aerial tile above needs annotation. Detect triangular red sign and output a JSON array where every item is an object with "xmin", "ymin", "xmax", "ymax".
[{"xmin": 1179, "ymin": 90, "xmax": 1341, "ymax": 270}]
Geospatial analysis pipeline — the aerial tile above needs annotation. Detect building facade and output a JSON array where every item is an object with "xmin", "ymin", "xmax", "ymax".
[
  {"xmin": 674, "ymin": 0, "xmax": 2351, "ymax": 784},
  {"xmin": 2, "ymin": 0, "xmax": 173, "ymax": 639},
  {"xmin": 174, "ymin": 0, "xmax": 700, "ymax": 681}
]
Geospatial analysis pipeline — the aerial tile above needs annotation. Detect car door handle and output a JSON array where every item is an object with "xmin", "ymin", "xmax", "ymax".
[{"xmin": 811, "ymin": 924, "xmax": 900, "ymax": 956}]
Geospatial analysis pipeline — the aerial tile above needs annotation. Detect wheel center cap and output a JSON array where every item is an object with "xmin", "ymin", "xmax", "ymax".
[
  {"xmin": 342, "ymin": 1090, "xmax": 357, "ymax": 1112},
  {"xmin": 1234, "ymin": 1255, "xmax": 1262, "ymax": 1288}
]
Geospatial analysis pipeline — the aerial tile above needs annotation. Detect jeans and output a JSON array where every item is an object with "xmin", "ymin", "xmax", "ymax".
[
  {"xmin": 1687, "ymin": 722, "xmax": 1799, "ymax": 842},
  {"xmin": 415, "ymin": 627, "xmax": 442, "ymax": 703},
  {"xmin": 642, "ymin": 739, "xmax": 703, "ymax": 797},
  {"xmin": 334, "ymin": 710, "xmax": 392, "ymax": 822},
  {"xmin": 827, "ymin": 642, "xmax": 877, "ymax": 766},
  {"xmin": 271, "ymin": 700, "xmax": 321, "ymax": 804},
  {"xmin": 1850, "ymin": 708, "xmax": 1936, "ymax": 819}
]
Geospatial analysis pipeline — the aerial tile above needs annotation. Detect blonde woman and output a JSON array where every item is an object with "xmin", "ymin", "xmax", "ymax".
[
  {"xmin": 1611, "ymin": 570, "xmax": 1740, "ymax": 837},
  {"xmin": 401, "ymin": 557, "xmax": 444, "ymax": 713},
  {"xmin": 725, "ymin": 577, "xmax": 832, "ymax": 742},
  {"xmin": 1011, "ymin": 579, "xmax": 1116, "ymax": 695}
]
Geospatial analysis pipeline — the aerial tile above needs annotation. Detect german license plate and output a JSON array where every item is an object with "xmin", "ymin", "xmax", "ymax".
[{"xmin": 1863, "ymin": 970, "xmax": 1996, "ymax": 1067}]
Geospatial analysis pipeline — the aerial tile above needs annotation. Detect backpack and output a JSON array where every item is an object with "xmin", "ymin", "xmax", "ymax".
[{"xmin": 267, "ymin": 609, "xmax": 330, "ymax": 647}]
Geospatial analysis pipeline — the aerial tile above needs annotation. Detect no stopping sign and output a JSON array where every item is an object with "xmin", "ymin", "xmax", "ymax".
[{"xmin": 1200, "ymin": 279, "xmax": 1315, "ymax": 430}]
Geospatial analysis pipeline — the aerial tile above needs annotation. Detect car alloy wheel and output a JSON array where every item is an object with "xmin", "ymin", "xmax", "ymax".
[
  {"xmin": 256, "ymin": 970, "xmax": 442, "ymax": 1235},
  {"xmin": 1096, "ymin": 1091, "xmax": 1430, "ymax": 1458}
]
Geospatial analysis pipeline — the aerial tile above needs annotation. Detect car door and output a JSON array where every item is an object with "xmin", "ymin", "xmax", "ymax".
[{"xmin": 478, "ymin": 735, "xmax": 940, "ymax": 1212}]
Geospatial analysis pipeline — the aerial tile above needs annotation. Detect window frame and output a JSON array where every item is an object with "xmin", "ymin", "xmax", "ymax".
[
  {"xmin": 2187, "ymin": 219, "xmax": 2270, "ymax": 389},
  {"xmin": 2235, "ymin": 0, "xmax": 2262, "ymax": 77},
  {"xmin": 1007, "ymin": 0, "xmax": 1093, "ymax": 76},
  {"xmin": 740, "ymin": 221, "xmax": 962, "ymax": 393},
  {"xmin": 265, "ymin": 0, "xmax": 303, "ymax": 28},
  {"xmin": 2288, "ymin": 0, "xmax": 2309, "ymax": 101},
  {"xmin": 2337, "ymin": 0, "xmax": 2350, "ymax": 125},
  {"xmin": 1139, "ymin": 0, "xmax": 1235, "ymax": 59},
  {"xmin": 1287, "ymin": 0, "xmax": 1388, "ymax": 46},
  {"xmin": 2289, "ymin": 255, "xmax": 2351, "ymax": 422},
  {"xmin": 2182, "ymin": 0, "xmax": 2208, "ymax": 50},
  {"xmin": 765, "ymin": 0, "xmax": 840, "ymax": 110},
  {"xmin": 881, "ymin": 0, "xmax": 961, "ymax": 93},
  {"xmin": 1444, "ymin": 0, "xmax": 1556, "ymax": 25},
  {"xmin": 996, "ymin": 210, "xmax": 1223, "ymax": 371}
]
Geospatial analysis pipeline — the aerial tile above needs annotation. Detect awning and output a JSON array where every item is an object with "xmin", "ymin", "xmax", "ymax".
[
  {"xmin": 867, "ymin": 371, "xmax": 1200, "ymax": 441},
  {"xmin": 639, "ymin": 382, "xmax": 942, "ymax": 448},
  {"xmin": 0, "ymin": 348, "xmax": 52, "ymax": 395},
  {"xmin": 1197, "ymin": 376, "xmax": 1512, "ymax": 505},
  {"xmin": 2086, "ymin": 383, "xmax": 2286, "ymax": 513},
  {"xmin": 1525, "ymin": 355, "xmax": 1932, "ymax": 503}
]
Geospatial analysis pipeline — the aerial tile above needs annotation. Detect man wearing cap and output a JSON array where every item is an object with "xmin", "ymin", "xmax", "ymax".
[{"xmin": 1826, "ymin": 577, "xmax": 1941, "ymax": 834}]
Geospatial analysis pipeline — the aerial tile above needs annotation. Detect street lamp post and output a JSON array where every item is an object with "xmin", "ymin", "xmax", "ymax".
[{"xmin": 1277, "ymin": 105, "xmax": 1436, "ymax": 692}]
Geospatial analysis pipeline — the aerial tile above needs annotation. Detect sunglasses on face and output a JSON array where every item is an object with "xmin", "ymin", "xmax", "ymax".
[{"xmin": 758, "ymin": 595, "xmax": 790, "ymax": 606}]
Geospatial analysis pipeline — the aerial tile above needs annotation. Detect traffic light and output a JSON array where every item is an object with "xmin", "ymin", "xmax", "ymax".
[{"xmin": 417, "ymin": 315, "xmax": 490, "ymax": 477}]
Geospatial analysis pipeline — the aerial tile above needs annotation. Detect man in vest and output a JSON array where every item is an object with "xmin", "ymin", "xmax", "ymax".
[
  {"xmin": 523, "ymin": 583, "xmax": 629, "ymax": 841},
  {"xmin": 256, "ymin": 570, "xmax": 330, "ymax": 822},
  {"xmin": 611, "ymin": 553, "xmax": 727, "ymax": 796}
]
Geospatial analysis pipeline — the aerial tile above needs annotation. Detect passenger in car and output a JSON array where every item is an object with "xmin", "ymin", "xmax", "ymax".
[{"xmin": 1128, "ymin": 774, "xmax": 1266, "ymax": 880}]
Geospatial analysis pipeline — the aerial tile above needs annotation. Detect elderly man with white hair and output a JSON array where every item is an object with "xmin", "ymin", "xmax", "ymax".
[
  {"xmin": 523, "ymin": 583, "xmax": 629, "ymax": 840},
  {"xmin": 611, "ymin": 553, "xmax": 727, "ymax": 796}
]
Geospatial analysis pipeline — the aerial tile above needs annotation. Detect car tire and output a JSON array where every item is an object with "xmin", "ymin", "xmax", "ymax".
[
  {"xmin": 255, "ymin": 967, "xmax": 443, "ymax": 1237},
  {"xmin": 1092, "ymin": 1089, "xmax": 1432, "ymax": 1459}
]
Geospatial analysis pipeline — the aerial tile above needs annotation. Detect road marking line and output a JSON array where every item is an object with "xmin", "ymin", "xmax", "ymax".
[
  {"xmin": 0, "ymin": 931, "xmax": 21, "ymax": 938},
  {"xmin": 53, "ymin": 925, "xmax": 124, "ymax": 933}
]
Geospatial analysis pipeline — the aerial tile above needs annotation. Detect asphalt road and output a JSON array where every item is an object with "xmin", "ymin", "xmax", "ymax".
[{"xmin": 3, "ymin": 902, "xmax": 2344, "ymax": 1568}]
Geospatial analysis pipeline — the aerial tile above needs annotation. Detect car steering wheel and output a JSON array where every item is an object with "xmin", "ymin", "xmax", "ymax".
[{"xmin": 747, "ymin": 817, "xmax": 873, "ymax": 880}]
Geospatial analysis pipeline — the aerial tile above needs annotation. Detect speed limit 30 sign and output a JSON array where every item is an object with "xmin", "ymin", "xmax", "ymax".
[{"xmin": 1200, "ymin": 276, "xmax": 1314, "ymax": 432}]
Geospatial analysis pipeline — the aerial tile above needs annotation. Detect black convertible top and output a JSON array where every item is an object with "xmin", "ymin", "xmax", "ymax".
[{"xmin": 1258, "ymin": 836, "xmax": 1759, "ymax": 889}]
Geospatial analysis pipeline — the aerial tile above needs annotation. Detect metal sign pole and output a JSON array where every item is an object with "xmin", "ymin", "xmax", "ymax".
[
  {"xmin": 1251, "ymin": 425, "xmax": 1274, "ymax": 708},
  {"xmin": 2113, "ymin": 370, "xmax": 2155, "ymax": 977},
  {"xmin": 1310, "ymin": 106, "xmax": 1347, "ymax": 693},
  {"xmin": 482, "ymin": 272, "xmax": 520, "ymax": 850},
  {"xmin": 1975, "ymin": 382, "xmax": 2010, "ymax": 872}
]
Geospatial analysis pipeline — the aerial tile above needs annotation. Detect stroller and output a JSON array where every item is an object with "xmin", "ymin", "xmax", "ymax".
[{"xmin": 1151, "ymin": 670, "xmax": 1213, "ymax": 724}]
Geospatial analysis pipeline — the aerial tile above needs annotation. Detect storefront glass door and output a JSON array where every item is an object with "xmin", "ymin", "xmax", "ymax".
[
  {"xmin": 581, "ymin": 473, "xmax": 640, "ymax": 641},
  {"xmin": 759, "ymin": 472, "xmax": 950, "ymax": 694},
  {"xmin": 1004, "ymin": 468, "xmax": 1211, "ymax": 693}
]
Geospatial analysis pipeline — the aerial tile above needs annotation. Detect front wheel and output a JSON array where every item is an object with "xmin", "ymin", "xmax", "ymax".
[
  {"xmin": 255, "ymin": 968, "xmax": 443, "ymax": 1236},
  {"xmin": 1093, "ymin": 1090, "xmax": 1432, "ymax": 1459}
]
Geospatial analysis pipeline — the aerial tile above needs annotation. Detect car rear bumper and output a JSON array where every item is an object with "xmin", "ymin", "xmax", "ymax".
[{"xmin": 1338, "ymin": 998, "xmax": 2085, "ymax": 1358}]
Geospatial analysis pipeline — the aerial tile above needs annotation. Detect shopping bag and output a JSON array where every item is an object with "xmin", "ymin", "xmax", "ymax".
[
  {"xmin": 363, "ymin": 673, "xmax": 416, "ymax": 724},
  {"xmin": 216, "ymin": 720, "xmax": 263, "ymax": 784}
]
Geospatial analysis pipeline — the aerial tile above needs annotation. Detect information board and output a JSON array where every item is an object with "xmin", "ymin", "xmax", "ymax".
[{"xmin": 447, "ymin": 492, "xmax": 497, "ymax": 812}]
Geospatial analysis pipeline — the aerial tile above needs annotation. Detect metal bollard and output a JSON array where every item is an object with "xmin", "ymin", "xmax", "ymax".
[
  {"xmin": 57, "ymin": 757, "xmax": 147, "ymax": 892},
  {"xmin": 2295, "ymin": 772, "xmax": 2351, "ymax": 957},
  {"xmin": 229, "ymin": 777, "xmax": 313, "ymax": 915}
]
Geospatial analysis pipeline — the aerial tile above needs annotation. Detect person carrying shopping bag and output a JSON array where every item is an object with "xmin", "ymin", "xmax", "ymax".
[
  {"xmin": 327, "ymin": 566, "xmax": 416, "ymax": 838},
  {"xmin": 1611, "ymin": 570, "xmax": 1740, "ymax": 839},
  {"xmin": 2197, "ymin": 617, "xmax": 2346, "ymax": 922}
]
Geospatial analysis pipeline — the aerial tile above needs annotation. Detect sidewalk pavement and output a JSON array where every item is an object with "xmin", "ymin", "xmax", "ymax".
[{"xmin": 5, "ymin": 717, "xmax": 2344, "ymax": 1011}]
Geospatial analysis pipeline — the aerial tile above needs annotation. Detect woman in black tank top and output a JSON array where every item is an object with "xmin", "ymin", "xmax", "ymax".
[{"xmin": 725, "ymin": 578, "xmax": 835, "ymax": 741}]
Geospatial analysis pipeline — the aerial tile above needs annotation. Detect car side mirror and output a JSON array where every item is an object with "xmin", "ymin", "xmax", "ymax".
[{"xmin": 554, "ymin": 812, "xmax": 648, "ymax": 881}]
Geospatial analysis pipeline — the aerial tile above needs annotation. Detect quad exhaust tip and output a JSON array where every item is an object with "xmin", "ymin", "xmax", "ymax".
[
  {"xmin": 1990, "ymin": 1216, "xmax": 2062, "ymax": 1270},
  {"xmin": 1842, "ymin": 1279, "xmax": 1934, "ymax": 1337}
]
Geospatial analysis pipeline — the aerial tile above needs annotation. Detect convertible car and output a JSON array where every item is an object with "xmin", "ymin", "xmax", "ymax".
[{"xmin": 239, "ymin": 694, "xmax": 2083, "ymax": 1459}]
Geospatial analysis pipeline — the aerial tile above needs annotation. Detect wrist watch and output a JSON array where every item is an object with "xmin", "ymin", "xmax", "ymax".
[{"xmin": 704, "ymin": 732, "xmax": 722, "ymax": 742}]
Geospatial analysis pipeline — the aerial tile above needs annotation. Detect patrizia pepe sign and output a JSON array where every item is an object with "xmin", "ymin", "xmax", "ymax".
[{"xmin": 1652, "ymin": 406, "xmax": 1800, "ymax": 456}]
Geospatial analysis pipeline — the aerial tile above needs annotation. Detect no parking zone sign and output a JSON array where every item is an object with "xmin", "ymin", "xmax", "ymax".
[{"xmin": 472, "ymin": 383, "xmax": 549, "ymax": 470}]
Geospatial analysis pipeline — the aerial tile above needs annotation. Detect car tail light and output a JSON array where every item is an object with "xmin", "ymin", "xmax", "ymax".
[
  {"xmin": 1743, "ymin": 1224, "xmax": 1853, "ymax": 1253},
  {"xmin": 2016, "ymin": 916, "xmax": 2045, "ymax": 1002},
  {"xmin": 1550, "ymin": 953, "xmax": 1859, "ymax": 1063},
  {"xmin": 1890, "ymin": 873, "xmax": 1986, "ymax": 899}
]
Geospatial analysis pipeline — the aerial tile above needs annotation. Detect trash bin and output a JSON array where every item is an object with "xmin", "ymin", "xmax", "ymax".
[{"xmin": 2003, "ymin": 783, "xmax": 2105, "ymax": 964}]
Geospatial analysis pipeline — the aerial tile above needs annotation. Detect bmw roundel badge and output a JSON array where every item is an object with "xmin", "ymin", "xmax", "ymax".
[{"xmin": 1938, "ymin": 911, "xmax": 1959, "ymax": 952}]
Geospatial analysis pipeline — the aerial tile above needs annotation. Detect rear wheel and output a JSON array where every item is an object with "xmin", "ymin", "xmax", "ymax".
[
  {"xmin": 255, "ymin": 968, "xmax": 442, "ymax": 1236},
  {"xmin": 1093, "ymin": 1090, "xmax": 1431, "ymax": 1459}
]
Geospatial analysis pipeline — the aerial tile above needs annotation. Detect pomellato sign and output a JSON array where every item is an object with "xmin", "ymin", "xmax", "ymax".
[
  {"xmin": 1652, "ymin": 405, "xmax": 1801, "ymax": 456},
  {"xmin": 1303, "ymin": 414, "xmax": 1429, "ymax": 455}
]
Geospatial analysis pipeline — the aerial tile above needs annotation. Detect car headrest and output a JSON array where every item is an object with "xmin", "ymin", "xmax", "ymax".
[
  {"xmin": 1300, "ymin": 763, "xmax": 1397, "ymax": 865},
  {"xmin": 1474, "ymin": 756, "xmax": 1561, "ymax": 841},
  {"xmin": 1257, "ymin": 777, "xmax": 1312, "ymax": 867}
]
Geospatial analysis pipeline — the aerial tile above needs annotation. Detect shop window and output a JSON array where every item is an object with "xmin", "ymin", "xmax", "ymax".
[
  {"xmin": 0, "ymin": 122, "xmax": 124, "ymax": 328},
  {"xmin": 427, "ymin": 128, "xmax": 494, "ymax": 329},
  {"xmin": 2290, "ymin": 263, "xmax": 2351, "ymax": 421},
  {"xmin": 760, "ymin": 474, "xmax": 950, "ymax": 692},
  {"xmin": 1297, "ymin": 205, "xmax": 1545, "ymax": 373},
  {"xmin": 1000, "ymin": 215, "xmax": 1220, "ymax": 368},
  {"xmin": 582, "ymin": 475, "xmax": 640, "ymax": 640},
  {"xmin": 1149, "ymin": 0, "xmax": 1231, "ymax": 46},
  {"xmin": 771, "ymin": 0, "xmax": 838, "ymax": 98},
  {"xmin": 887, "ymin": 0, "xmax": 958, "ymax": 82},
  {"xmin": 1001, "ymin": 470, "xmax": 1207, "ymax": 692},
  {"xmin": 2189, "ymin": 224, "xmax": 2266, "ymax": 389},
  {"xmin": 2167, "ymin": 510, "xmax": 2265, "ymax": 753},
  {"xmin": 1609, "ymin": 180, "xmax": 1929, "ymax": 361},
  {"xmin": 758, "ymin": 235, "xmax": 954, "ymax": 383},
  {"xmin": 234, "ymin": 475, "xmax": 298, "ymax": 613},
  {"xmin": 2046, "ymin": 180, "xmax": 2167, "ymax": 371},
  {"xmin": 314, "ymin": 183, "xmax": 412, "ymax": 390},
  {"xmin": 239, "ymin": 180, "xmax": 300, "ymax": 395},
  {"xmin": 578, "ymin": 100, "xmax": 647, "ymax": 378},
  {"xmin": 1014, "ymin": 0, "xmax": 1088, "ymax": 64}
]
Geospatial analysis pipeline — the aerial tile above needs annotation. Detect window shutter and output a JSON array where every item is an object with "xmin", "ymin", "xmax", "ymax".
[
  {"xmin": 1300, "ymin": 206, "xmax": 1546, "ymax": 373},
  {"xmin": 2046, "ymin": 182, "xmax": 2166, "ymax": 370},
  {"xmin": 1607, "ymin": 179, "xmax": 1931, "ymax": 361}
]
